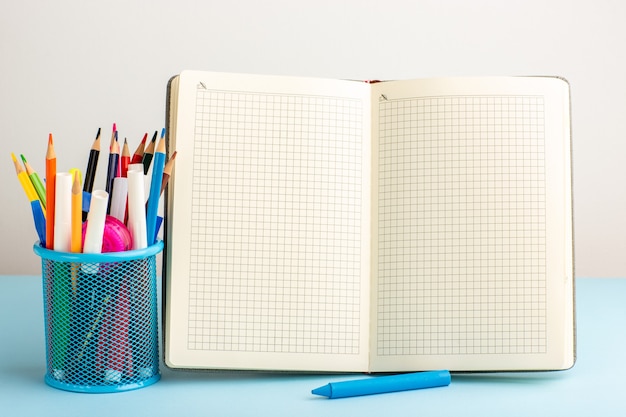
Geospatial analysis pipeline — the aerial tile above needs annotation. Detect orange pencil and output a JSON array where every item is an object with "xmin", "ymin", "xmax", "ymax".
[{"xmin": 46, "ymin": 134, "xmax": 56, "ymax": 249}]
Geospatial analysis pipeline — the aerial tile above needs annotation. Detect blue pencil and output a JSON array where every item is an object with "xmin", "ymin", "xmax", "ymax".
[
  {"xmin": 31, "ymin": 200, "xmax": 46, "ymax": 247},
  {"xmin": 145, "ymin": 136, "xmax": 166, "ymax": 245}
]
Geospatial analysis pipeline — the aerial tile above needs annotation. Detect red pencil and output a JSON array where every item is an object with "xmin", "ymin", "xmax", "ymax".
[
  {"xmin": 45, "ymin": 134, "xmax": 56, "ymax": 249},
  {"xmin": 131, "ymin": 133, "xmax": 147, "ymax": 164},
  {"xmin": 121, "ymin": 138, "xmax": 131, "ymax": 177}
]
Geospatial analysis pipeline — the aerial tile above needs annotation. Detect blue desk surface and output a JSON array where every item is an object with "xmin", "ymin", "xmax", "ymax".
[{"xmin": 1, "ymin": 276, "xmax": 624, "ymax": 416}]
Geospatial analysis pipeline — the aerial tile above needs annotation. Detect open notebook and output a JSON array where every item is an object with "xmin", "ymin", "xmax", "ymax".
[{"xmin": 163, "ymin": 71, "xmax": 575, "ymax": 372}]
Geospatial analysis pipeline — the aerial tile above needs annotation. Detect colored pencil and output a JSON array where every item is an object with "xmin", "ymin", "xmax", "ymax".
[
  {"xmin": 69, "ymin": 170, "xmax": 82, "ymax": 294},
  {"xmin": 160, "ymin": 151, "xmax": 177, "ymax": 196},
  {"xmin": 146, "ymin": 138, "xmax": 166, "ymax": 246},
  {"xmin": 12, "ymin": 153, "xmax": 40, "ymax": 204},
  {"xmin": 71, "ymin": 171, "xmax": 83, "ymax": 253},
  {"xmin": 131, "ymin": 133, "xmax": 147, "ymax": 164},
  {"xmin": 31, "ymin": 201, "xmax": 47, "ymax": 248},
  {"xmin": 41, "ymin": 136, "xmax": 69, "ymax": 374},
  {"xmin": 115, "ymin": 131, "xmax": 121, "ymax": 178},
  {"xmin": 46, "ymin": 134, "xmax": 56, "ymax": 249},
  {"xmin": 110, "ymin": 123, "xmax": 117, "ymax": 146},
  {"xmin": 141, "ymin": 131, "xmax": 157, "ymax": 175},
  {"xmin": 83, "ymin": 128, "xmax": 101, "ymax": 220},
  {"xmin": 105, "ymin": 135, "xmax": 120, "ymax": 213},
  {"xmin": 12, "ymin": 153, "xmax": 46, "ymax": 245},
  {"xmin": 83, "ymin": 127, "xmax": 101, "ymax": 192},
  {"xmin": 20, "ymin": 154, "xmax": 47, "ymax": 209},
  {"xmin": 121, "ymin": 138, "xmax": 130, "ymax": 177}
]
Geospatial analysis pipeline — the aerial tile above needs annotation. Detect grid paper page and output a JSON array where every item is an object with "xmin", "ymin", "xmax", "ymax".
[
  {"xmin": 187, "ymin": 89, "xmax": 363, "ymax": 355},
  {"xmin": 377, "ymin": 95, "xmax": 547, "ymax": 356}
]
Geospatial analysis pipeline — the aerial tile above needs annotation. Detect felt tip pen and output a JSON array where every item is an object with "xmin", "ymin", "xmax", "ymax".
[{"xmin": 311, "ymin": 370, "xmax": 451, "ymax": 399}]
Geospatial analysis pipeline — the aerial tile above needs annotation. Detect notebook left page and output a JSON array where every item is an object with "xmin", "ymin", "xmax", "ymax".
[{"xmin": 165, "ymin": 71, "xmax": 372, "ymax": 371}]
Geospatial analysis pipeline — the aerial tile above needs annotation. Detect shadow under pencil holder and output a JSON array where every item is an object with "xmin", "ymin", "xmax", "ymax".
[{"xmin": 33, "ymin": 241, "xmax": 164, "ymax": 393}]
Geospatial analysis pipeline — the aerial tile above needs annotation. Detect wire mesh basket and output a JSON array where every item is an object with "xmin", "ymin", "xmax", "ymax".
[{"xmin": 33, "ymin": 241, "xmax": 163, "ymax": 393}]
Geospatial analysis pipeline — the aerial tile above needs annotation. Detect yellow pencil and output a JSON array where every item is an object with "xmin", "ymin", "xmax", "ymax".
[
  {"xmin": 71, "ymin": 170, "xmax": 83, "ymax": 253},
  {"xmin": 12, "ymin": 152, "xmax": 47, "ymax": 245},
  {"xmin": 12, "ymin": 153, "xmax": 42, "ymax": 208}
]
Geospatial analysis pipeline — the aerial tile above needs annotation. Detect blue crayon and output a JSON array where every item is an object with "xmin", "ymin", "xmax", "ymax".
[{"xmin": 311, "ymin": 370, "xmax": 451, "ymax": 399}]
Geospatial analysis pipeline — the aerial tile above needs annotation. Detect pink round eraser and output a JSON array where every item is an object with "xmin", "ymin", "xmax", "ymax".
[{"xmin": 82, "ymin": 215, "xmax": 133, "ymax": 253}]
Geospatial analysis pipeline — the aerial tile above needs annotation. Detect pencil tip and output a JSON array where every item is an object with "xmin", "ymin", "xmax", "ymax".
[
  {"xmin": 311, "ymin": 385, "xmax": 331, "ymax": 397},
  {"xmin": 10, "ymin": 152, "xmax": 21, "ymax": 173},
  {"xmin": 151, "ymin": 131, "xmax": 158, "ymax": 142},
  {"xmin": 112, "ymin": 122, "xmax": 117, "ymax": 132},
  {"xmin": 48, "ymin": 133, "xmax": 53, "ymax": 145},
  {"xmin": 156, "ymin": 136, "xmax": 166, "ymax": 153},
  {"xmin": 20, "ymin": 154, "xmax": 27, "ymax": 163},
  {"xmin": 96, "ymin": 127, "xmax": 101, "ymax": 138},
  {"xmin": 161, "ymin": 127, "xmax": 166, "ymax": 138}
]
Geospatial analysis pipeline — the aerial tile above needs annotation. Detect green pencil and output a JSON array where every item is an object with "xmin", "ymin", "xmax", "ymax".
[{"xmin": 20, "ymin": 154, "xmax": 46, "ymax": 209}]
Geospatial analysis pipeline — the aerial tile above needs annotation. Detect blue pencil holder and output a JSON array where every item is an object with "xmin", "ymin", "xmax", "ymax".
[{"xmin": 33, "ymin": 241, "xmax": 163, "ymax": 393}]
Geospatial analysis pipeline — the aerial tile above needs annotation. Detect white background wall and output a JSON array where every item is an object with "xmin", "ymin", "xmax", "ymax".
[{"xmin": 1, "ymin": 0, "xmax": 624, "ymax": 277}]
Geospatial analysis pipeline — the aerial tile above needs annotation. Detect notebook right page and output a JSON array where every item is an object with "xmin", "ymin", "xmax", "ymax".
[{"xmin": 369, "ymin": 77, "xmax": 574, "ymax": 372}]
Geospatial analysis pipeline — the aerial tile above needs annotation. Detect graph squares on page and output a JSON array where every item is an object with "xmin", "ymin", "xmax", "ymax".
[
  {"xmin": 187, "ymin": 89, "xmax": 364, "ymax": 355},
  {"xmin": 377, "ymin": 96, "xmax": 547, "ymax": 356}
]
